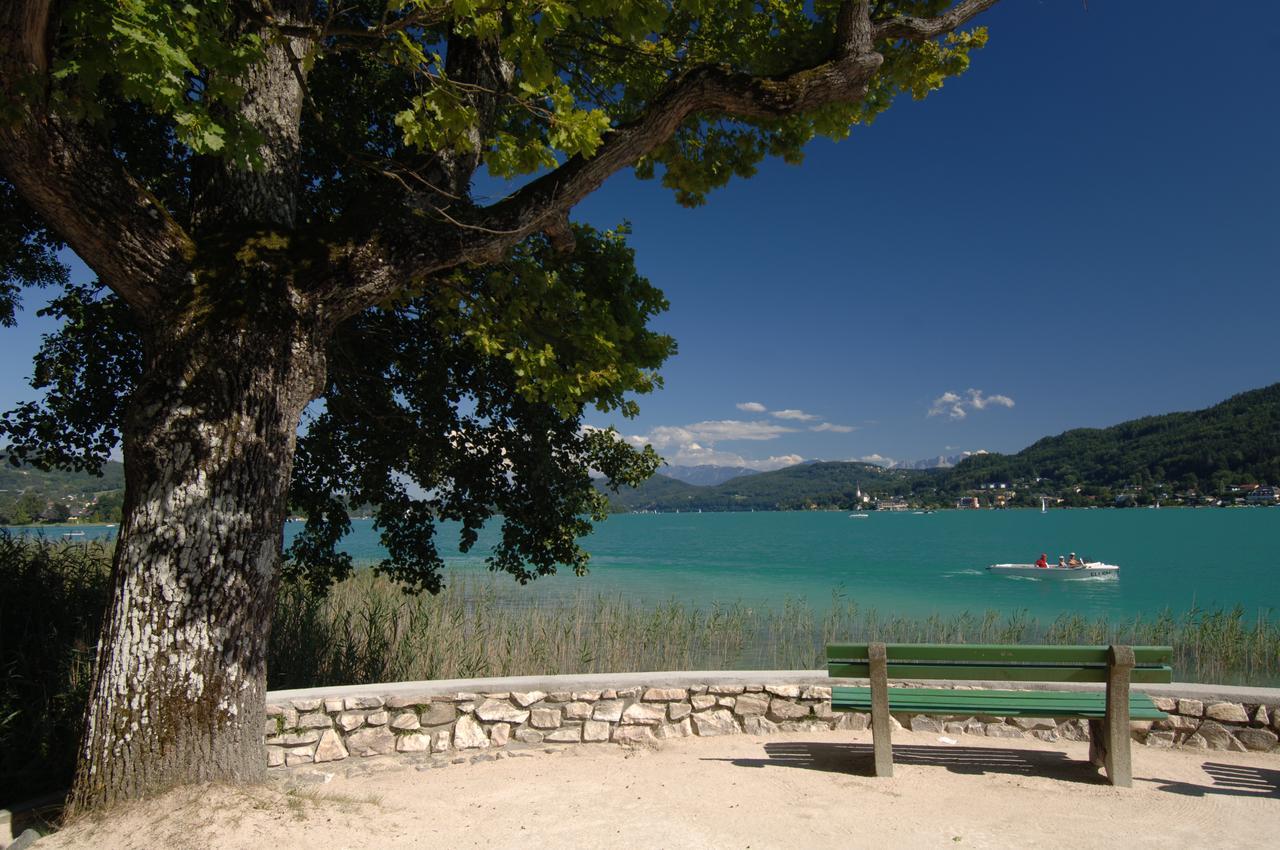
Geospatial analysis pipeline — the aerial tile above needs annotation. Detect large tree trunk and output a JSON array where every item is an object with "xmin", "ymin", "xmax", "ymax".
[{"xmin": 68, "ymin": 315, "xmax": 327, "ymax": 812}]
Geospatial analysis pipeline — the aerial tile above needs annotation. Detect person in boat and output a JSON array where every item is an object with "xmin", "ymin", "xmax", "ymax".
[
  {"xmin": 1057, "ymin": 555, "xmax": 1066, "ymax": 568},
  {"xmin": 1067, "ymin": 552, "xmax": 1082, "ymax": 567},
  {"xmin": 1035, "ymin": 553, "xmax": 1048, "ymax": 569}
]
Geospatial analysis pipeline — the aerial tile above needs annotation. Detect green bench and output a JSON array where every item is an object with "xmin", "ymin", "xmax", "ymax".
[{"xmin": 826, "ymin": 642, "xmax": 1174, "ymax": 786}]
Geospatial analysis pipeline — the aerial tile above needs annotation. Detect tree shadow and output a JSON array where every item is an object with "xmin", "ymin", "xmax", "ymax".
[
  {"xmin": 1144, "ymin": 762, "xmax": 1280, "ymax": 799},
  {"xmin": 705, "ymin": 741, "xmax": 1105, "ymax": 784}
]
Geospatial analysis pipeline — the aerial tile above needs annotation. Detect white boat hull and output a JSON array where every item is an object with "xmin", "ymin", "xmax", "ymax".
[{"xmin": 987, "ymin": 562, "xmax": 1119, "ymax": 580}]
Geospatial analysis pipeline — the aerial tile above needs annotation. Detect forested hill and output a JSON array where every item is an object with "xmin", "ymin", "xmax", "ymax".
[
  {"xmin": 945, "ymin": 383, "xmax": 1280, "ymax": 492},
  {"xmin": 601, "ymin": 461, "xmax": 933, "ymax": 512},
  {"xmin": 0, "ymin": 456, "xmax": 125, "ymax": 498}
]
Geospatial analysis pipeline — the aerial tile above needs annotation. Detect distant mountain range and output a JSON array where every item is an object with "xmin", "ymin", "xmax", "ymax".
[
  {"xmin": 866, "ymin": 451, "xmax": 989, "ymax": 470},
  {"xmin": 660, "ymin": 464, "xmax": 761, "ymax": 486},
  {"xmin": 604, "ymin": 383, "xmax": 1280, "ymax": 511}
]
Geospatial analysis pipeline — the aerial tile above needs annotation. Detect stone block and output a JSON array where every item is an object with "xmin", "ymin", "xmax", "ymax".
[
  {"xmin": 291, "ymin": 698, "xmax": 322, "ymax": 712},
  {"xmin": 616, "ymin": 687, "xmax": 643, "ymax": 699},
  {"xmin": 691, "ymin": 695, "xmax": 718, "ymax": 711},
  {"xmin": 345, "ymin": 696, "xmax": 384, "ymax": 710},
  {"xmin": 1032, "ymin": 729, "xmax": 1060, "ymax": 742},
  {"xmin": 512, "ymin": 691, "xmax": 547, "ymax": 707},
  {"xmin": 264, "ymin": 718, "xmax": 281, "ymax": 736},
  {"xmin": 1012, "ymin": 717, "xmax": 1056, "ymax": 731},
  {"xmin": 545, "ymin": 726, "xmax": 582, "ymax": 743},
  {"xmin": 744, "ymin": 685, "xmax": 763, "ymax": 692},
  {"xmin": 1057, "ymin": 719, "xmax": 1089, "ymax": 742},
  {"xmin": 1236, "ymin": 728, "xmax": 1279, "ymax": 752},
  {"xmin": 708, "ymin": 685, "xmax": 745, "ymax": 695},
  {"xmin": 1181, "ymin": 732, "xmax": 1207, "ymax": 750},
  {"xmin": 391, "ymin": 712, "xmax": 420, "ymax": 731},
  {"xmin": 691, "ymin": 709, "xmax": 740, "ymax": 737},
  {"xmin": 643, "ymin": 688, "xmax": 687, "ymax": 701},
  {"xmin": 323, "ymin": 698, "xmax": 345, "ymax": 713},
  {"xmin": 613, "ymin": 726, "xmax": 656, "ymax": 744},
  {"xmin": 285, "ymin": 746, "xmax": 316, "ymax": 766},
  {"xmin": 432, "ymin": 729, "xmax": 452, "ymax": 752},
  {"xmin": 768, "ymin": 699, "xmax": 809, "ymax": 720},
  {"xmin": 592, "ymin": 700, "xmax": 625, "ymax": 722},
  {"xmin": 531, "ymin": 707, "xmax": 563, "ymax": 729},
  {"xmin": 452, "ymin": 692, "xmax": 481, "ymax": 701},
  {"xmin": 716, "ymin": 696, "xmax": 736, "ymax": 708},
  {"xmin": 394, "ymin": 732, "xmax": 430, "ymax": 753},
  {"xmin": 909, "ymin": 715, "xmax": 943, "ymax": 733},
  {"xmin": 601, "ymin": 689, "xmax": 618, "ymax": 699},
  {"xmin": 1145, "ymin": 731, "xmax": 1175, "ymax": 749},
  {"xmin": 622, "ymin": 703, "xmax": 665, "ymax": 725},
  {"xmin": 386, "ymin": 693, "xmax": 433, "ymax": 709},
  {"xmin": 583, "ymin": 720, "xmax": 611, "ymax": 742},
  {"xmin": 1150, "ymin": 696, "xmax": 1177, "ymax": 712},
  {"xmin": 298, "ymin": 712, "xmax": 332, "ymax": 729},
  {"xmin": 452, "ymin": 715, "xmax": 490, "ymax": 750},
  {"xmin": 336, "ymin": 711, "xmax": 365, "ymax": 733},
  {"xmin": 268, "ymin": 730, "xmax": 321, "ymax": 746},
  {"xmin": 943, "ymin": 722, "xmax": 968, "ymax": 736},
  {"xmin": 547, "ymin": 692, "xmax": 573, "ymax": 702},
  {"xmin": 1205, "ymin": 702, "xmax": 1249, "ymax": 724},
  {"xmin": 802, "ymin": 685, "xmax": 832, "ymax": 700},
  {"xmin": 514, "ymin": 726, "xmax": 543, "ymax": 744},
  {"xmin": 984, "ymin": 723, "xmax": 1023, "ymax": 739},
  {"xmin": 732, "ymin": 694, "xmax": 769, "ymax": 716},
  {"xmin": 572, "ymin": 691, "xmax": 602, "ymax": 702},
  {"xmin": 346, "ymin": 726, "xmax": 397, "ymax": 757},
  {"xmin": 490, "ymin": 723, "xmax": 511, "ymax": 747},
  {"xmin": 832, "ymin": 712, "xmax": 869, "ymax": 732},
  {"xmin": 1177, "ymin": 698, "xmax": 1204, "ymax": 717},
  {"xmin": 668, "ymin": 703, "xmax": 692, "ymax": 721},
  {"xmin": 265, "ymin": 703, "xmax": 287, "ymax": 716},
  {"xmin": 267, "ymin": 746, "xmax": 285, "ymax": 767},
  {"xmin": 476, "ymin": 699, "xmax": 530, "ymax": 724},
  {"xmin": 1196, "ymin": 720, "xmax": 1236, "ymax": 751},
  {"xmin": 812, "ymin": 701, "xmax": 834, "ymax": 719},
  {"xmin": 1252, "ymin": 705, "xmax": 1269, "ymax": 725},
  {"xmin": 313, "ymin": 729, "xmax": 349, "ymax": 763},
  {"xmin": 420, "ymin": 702, "xmax": 458, "ymax": 727},
  {"xmin": 656, "ymin": 719, "xmax": 694, "ymax": 739},
  {"xmin": 688, "ymin": 685, "xmax": 708, "ymax": 695},
  {"xmin": 743, "ymin": 716, "xmax": 780, "ymax": 736},
  {"xmin": 563, "ymin": 701, "xmax": 593, "ymax": 720},
  {"xmin": 765, "ymin": 684, "xmax": 801, "ymax": 698}
]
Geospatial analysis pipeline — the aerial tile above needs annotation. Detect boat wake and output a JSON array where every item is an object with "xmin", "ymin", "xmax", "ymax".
[{"xmin": 942, "ymin": 569, "xmax": 984, "ymax": 578}]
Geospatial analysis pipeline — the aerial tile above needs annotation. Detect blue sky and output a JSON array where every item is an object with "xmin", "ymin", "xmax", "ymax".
[{"xmin": 3, "ymin": 1, "xmax": 1278, "ymax": 470}]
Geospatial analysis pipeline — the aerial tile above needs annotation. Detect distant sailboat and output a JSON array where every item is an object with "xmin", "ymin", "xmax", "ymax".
[{"xmin": 1040, "ymin": 496, "xmax": 1048, "ymax": 513}]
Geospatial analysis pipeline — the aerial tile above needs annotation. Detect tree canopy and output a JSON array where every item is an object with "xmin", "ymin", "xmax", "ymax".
[{"xmin": 2, "ymin": 0, "xmax": 995, "ymax": 592}]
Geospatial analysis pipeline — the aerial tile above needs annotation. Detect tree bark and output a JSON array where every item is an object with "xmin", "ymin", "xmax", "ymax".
[{"xmin": 68, "ymin": 313, "xmax": 327, "ymax": 812}]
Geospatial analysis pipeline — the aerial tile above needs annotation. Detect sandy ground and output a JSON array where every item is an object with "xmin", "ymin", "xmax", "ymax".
[{"xmin": 38, "ymin": 730, "xmax": 1280, "ymax": 850}]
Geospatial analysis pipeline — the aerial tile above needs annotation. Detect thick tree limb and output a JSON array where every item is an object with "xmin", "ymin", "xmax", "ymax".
[
  {"xmin": 325, "ymin": 0, "xmax": 998, "ymax": 318},
  {"xmin": 0, "ymin": 0, "xmax": 193, "ymax": 315},
  {"xmin": 873, "ymin": 0, "xmax": 1001, "ymax": 42}
]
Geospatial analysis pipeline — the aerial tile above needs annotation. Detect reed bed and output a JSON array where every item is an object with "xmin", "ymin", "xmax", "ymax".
[{"xmin": 268, "ymin": 571, "xmax": 1280, "ymax": 689}]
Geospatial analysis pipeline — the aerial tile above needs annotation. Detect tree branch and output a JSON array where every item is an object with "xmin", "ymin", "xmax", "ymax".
[
  {"xmin": 0, "ymin": 0, "xmax": 193, "ymax": 315},
  {"xmin": 873, "ymin": 0, "xmax": 1001, "ymax": 42},
  {"xmin": 320, "ymin": 0, "xmax": 1001, "ymax": 319}
]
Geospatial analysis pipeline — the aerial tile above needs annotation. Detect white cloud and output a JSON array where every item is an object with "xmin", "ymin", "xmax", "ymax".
[
  {"xmin": 771, "ymin": 408, "xmax": 819, "ymax": 421},
  {"xmin": 811, "ymin": 422, "xmax": 855, "ymax": 433},
  {"xmin": 660, "ymin": 443, "xmax": 804, "ymax": 470},
  {"xmin": 627, "ymin": 419, "xmax": 797, "ymax": 451},
  {"xmin": 928, "ymin": 388, "xmax": 1015, "ymax": 420},
  {"xmin": 856, "ymin": 453, "xmax": 895, "ymax": 467},
  {"xmin": 735, "ymin": 401, "xmax": 767, "ymax": 413}
]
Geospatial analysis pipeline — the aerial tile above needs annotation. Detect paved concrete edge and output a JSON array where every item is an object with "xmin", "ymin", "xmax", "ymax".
[{"xmin": 267, "ymin": 670, "xmax": 1280, "ymax": 704}]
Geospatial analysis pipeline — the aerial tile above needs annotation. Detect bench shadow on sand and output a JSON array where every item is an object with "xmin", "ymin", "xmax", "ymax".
[
  {"xmin": 711, "ymin": 743, "xmax": 1280, "ymax": 799},
  {"xmin": 707, "ymin": 741, "xmax": 1107, "ymax": 784},
  {"xmin": 1142, "ymin": 762, "xmax": 1280, "ymax": 799}
]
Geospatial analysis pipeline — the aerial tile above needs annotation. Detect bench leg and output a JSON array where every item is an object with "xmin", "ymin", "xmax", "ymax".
[
  {"xmin": 1103, "ymin": 645, "xmax": 1134, "ymax": 787},
  {"xmin": 1087, "ymin": 718, "xmax": 1106, "ymax": 767},
  {"xmin": 869, "ymin": 642, "xmax": 893, "ymax": 777}
]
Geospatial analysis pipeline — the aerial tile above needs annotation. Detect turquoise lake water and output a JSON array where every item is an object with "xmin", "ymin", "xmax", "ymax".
[{"xmin": 14, "ymin": 508, "xmax": 1278, "ymax": 621}]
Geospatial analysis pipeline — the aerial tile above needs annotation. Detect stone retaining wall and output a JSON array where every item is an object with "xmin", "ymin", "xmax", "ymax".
[{"xmin": 265, "ymin": 678, "xmax": 1280, "ymax": 770}]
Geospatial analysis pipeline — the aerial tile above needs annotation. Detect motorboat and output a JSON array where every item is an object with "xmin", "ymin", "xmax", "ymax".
[
  {"xmin": 849, "ymin": 513, "xmax": 869, "ymax": 519},
  {"xmin": 987, "ymin": 562, "xmax": 1119, "ymax": 579}
]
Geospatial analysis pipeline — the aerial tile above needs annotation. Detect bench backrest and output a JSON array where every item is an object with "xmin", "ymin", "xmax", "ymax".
[{"xmin": 826, "ymin": 643, "xmax": 1174, "ymax": 684}]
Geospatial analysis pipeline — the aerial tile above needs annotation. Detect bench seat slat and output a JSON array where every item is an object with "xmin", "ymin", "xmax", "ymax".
[
  {"xmin": 826, "ymin": 644, "xmax": 1174, "ymax": 665},
  {"xmin": 831, "ymin": 686, "xmax": 1167, "ymax": 720},
  {"xmin": 827, "ymin": 662, "xmax": 1173, "ymax": 684}
]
